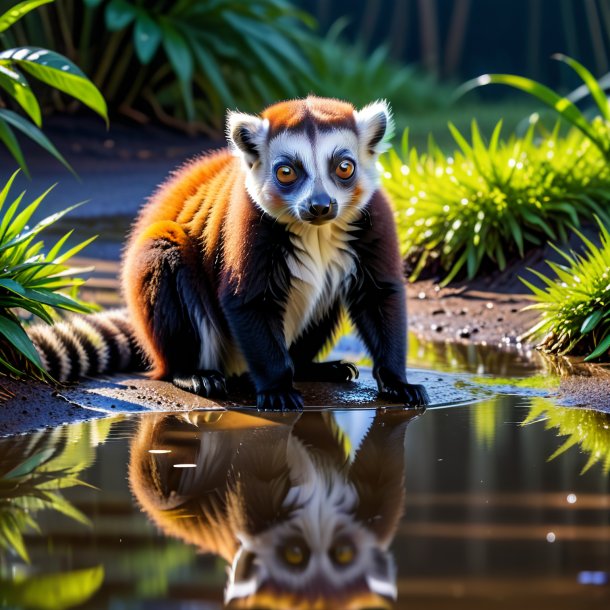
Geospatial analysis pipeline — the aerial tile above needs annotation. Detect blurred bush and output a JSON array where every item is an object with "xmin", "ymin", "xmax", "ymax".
[
  {"xmin": 2, "ymin": 0, "xmax": 451, "ymax": 132},
  {"xmin": 0, "ymin": 0, "xmax": 106, "ymax": 172},
  {"xmin": 304, "ymin": 19, "xmax": 451, "ymax": 123}
]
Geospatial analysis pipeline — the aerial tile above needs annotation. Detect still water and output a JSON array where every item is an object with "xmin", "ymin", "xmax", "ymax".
[{"xmin": 1, "ymin": 339, "xmax": 610, "ymax": 609}]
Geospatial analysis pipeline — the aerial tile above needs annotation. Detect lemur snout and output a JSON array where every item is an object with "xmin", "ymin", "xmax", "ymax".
[{"xmin": 300, "ymin": 193, "xmax": 337, "ymax": 224}]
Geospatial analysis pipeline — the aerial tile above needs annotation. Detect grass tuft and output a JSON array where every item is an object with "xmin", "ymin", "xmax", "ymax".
[
  {"xmin": 0, "ymin": 170, "xmax": 96, "ymax": 381},
  {"xmin": 521, "ymin": 218, "xmax": 610, "ymax": 361},
  {"xmin": 381, "ymin": 119, "xmax": 610, "ymax": 285}
]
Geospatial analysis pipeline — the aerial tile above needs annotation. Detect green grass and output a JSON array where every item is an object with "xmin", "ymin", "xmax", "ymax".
[
  {"xmin": 381, "ymin": 54, "xmax": 610, "ymax": 286},
  {"xmin": 521, "ymin": 219, "xmax": 610, "ymax": 361},
  {"xmin": 0, "ymin": 171, "xmax": 96, "ymax": 380},
  {"xmin": 381, "ymin": 119, "xmax": 610, "ymax": 285}
]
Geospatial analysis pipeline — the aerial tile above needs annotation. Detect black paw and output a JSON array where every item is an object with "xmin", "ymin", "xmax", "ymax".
[
  {"xmin": 172, "ymin": 370, "xmax": 227, "ymax": 398},
  {"xmin": 294, "ymin": 360, "xmax": 359, "ymax": 382},
  {"xmin": 257, "ymin": 388, "xmax": 304, "ymax": 411},
  {"xmin": 378, "ymin": 381, "xmax": 429, "ymax": 407}
]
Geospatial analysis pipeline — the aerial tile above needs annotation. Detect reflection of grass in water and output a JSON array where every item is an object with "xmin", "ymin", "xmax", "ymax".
[
  {"xmin": 407, "ymin": 333, "xmax": 537, "ymax": 376},
  {"xmin": 0, "ymin": 418, "xmax": 116, "ymax": 563},
  {"xmin": 120, "ymin": 543, "xmax": 197, "ymax": 598},
  {"xmin": 0, "ymin": 419, "xmax": 114, "ymax": 608},
  {"xmin": 523, "ymin": 398, "xmax": 610, "ymax": 474},
  {"xmin": 474, "ymin": 400, "xmax": 499, "ymax": 448},
  {"xmin": 469, "ymin": 373, "xmax": 560, "ymax": 392}
]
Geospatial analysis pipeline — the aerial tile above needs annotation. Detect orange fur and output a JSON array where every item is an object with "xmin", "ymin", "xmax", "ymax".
[
  {"xmin": 262, "ymin": 96, "xmax": 356, "ymax": 135},
  {"xmin": 122, "ymin": 150, "xmax": 243, "ymax": 377}
]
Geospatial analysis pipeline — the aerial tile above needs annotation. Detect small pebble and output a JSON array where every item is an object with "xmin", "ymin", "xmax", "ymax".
[
  {"xmin": 486, "ymin": 302, "xmax": 494, "ymax": 309},
  {"xmin": 418, "ymin": 291, "xmax": 426, "ymax": 300},
  {"xmin": 459, "ymin": 308, "xmax": 468, "ymax": 315},
  {"xmin": 497, "ymin": 317, "xmax": 504, "ymax": 322},
  {"xmin": 458, "ymin": 328, "xmax": 471, "ymax": 338},
  {"xmin": 431, "ymin": 324, "xmax": 443, "ymax": 332},
  {"xmin": 432, "ymin": 308, "xmax": 445, "ymax": 315}
]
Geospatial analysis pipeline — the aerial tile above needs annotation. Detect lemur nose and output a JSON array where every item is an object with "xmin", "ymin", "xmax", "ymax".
[{"xmin": 309, "ymin": 196, "xmax": 337, "ymax": 217}]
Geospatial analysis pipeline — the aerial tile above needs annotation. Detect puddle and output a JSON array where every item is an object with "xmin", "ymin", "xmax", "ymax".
[{"xmin": 1, "ymin": 396, "xmax": 610, "ymax": 609}]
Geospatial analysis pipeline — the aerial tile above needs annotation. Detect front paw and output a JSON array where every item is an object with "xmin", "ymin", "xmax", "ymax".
[
  {"xmin": 172, "ymin": 370, "xmax": 227, "ymax": 398},
  {"xmin": 257, "ymin": 388, "xmax": 304, "ymax": 411},
  {"xmin": 378, "ymin": 380, "xmax": 429, "ymax": 407}
]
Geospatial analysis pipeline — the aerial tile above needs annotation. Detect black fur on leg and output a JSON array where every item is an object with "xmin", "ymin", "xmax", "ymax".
[
  {"xmin": 294, "ymin": 360, "xmax": 359, "ymax": 382},
  {"xmin": 172, "ymin": 370, "xmax": 227, "ymax": 398},
  {"xmin": 291, "ymin": 300, "xmax": 357, "ymax": 382}
]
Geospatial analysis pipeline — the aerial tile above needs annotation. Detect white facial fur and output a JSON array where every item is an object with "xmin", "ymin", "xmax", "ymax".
[{"xmin": 227, "ymin": 100, "xmax": 393, "ymax": 226}]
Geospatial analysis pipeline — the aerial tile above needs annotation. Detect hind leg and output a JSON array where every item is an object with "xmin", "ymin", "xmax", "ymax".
[
  {"xmin": 291, "ymin": 299, "xmax": 359, "ymax": 383},
  {"xmin": 123, "ymin": 220, "xmax": 227, "ymax": 398}
]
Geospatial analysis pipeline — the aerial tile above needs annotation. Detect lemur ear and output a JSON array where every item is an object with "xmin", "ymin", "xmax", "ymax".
[
  {"xmin": 227, "ymin": 111, "xmax": 268, "ymax": 165},
  {"xmin": 354, "ymin": 100, "xmax": 394, "ymax": 155}
]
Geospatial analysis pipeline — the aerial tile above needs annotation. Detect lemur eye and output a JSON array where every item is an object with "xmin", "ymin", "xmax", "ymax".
[
  {"xmin": 276, "ymin": 165, "xmax": 298, "ymax": 185},
  {"xmin": 336, "ymin": 160, "xmax": 355, "ymax": 179},
  {"xmin": 331, "ymin": 541, "xmax": 356, "ymax": 566},
  {"xmin": 280, "ymin": 540, "xmax": 309, "ymax": 567}
]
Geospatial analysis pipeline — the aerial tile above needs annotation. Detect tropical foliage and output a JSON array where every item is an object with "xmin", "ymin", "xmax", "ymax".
[
  {"xmin": 4, "ymin": 0, "xmax": 451, "ymax": 131},
  {"xmin": 3, "ymin": 0, "xmax": 314, "ymax": 132},
  {"xmin": 381, "ymin": 55, "xmax": 610, "ymax": 284},
  {"xmin": 0, "ymin": 171, "xmax": 96, "ymax": 381},
  {"xmin": 305, "ymin": 19, "xmax": 450, "ymax": 122},
  {"xmin": 0, "ymin": 0, "xmax": 107, "ymax": 173},
  {"xmin": 521, "ymin": 219, "xmax": 610, "ymax": 361},
  {"xmin": 381, "ymin": 121, "xmax": 610, "ymax": 284}
]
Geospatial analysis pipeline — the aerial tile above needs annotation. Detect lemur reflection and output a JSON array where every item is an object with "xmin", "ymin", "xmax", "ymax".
[{"xmin": 129, "ymin": 409, "xmax": 421, "ymax": 609}]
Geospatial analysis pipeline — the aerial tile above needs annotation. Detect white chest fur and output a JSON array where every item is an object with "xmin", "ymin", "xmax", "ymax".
[{"xmin": 283, "ymin": 222, "xmax": 355, "ymax": 345}]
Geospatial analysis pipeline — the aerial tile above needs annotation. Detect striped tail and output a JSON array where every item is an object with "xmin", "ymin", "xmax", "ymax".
[{"xmin": 27, "ymin": 309, "xmax": 145, "ymax": 382}]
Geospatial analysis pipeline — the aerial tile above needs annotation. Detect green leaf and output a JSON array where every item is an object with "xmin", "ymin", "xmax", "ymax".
[
  {"xmin": 191, "ymin": 41, "xmax": 235, "ymax": 108},
  {"xmin": 133, "ymin": 12, "xmax": 162, "ymax": 64},
  {"xmin": 0, "ymin": 202, "xmax": 84, "ymax": 254},
  {"xmin": 4, "ymin": 449, "xmax": 54, "ymax": 478},
  {"xmin": 0, "ymin": 313, "xmax": 43, "ymax": 368},
  {"xmin": 581, "ymin": 309, "xmax": 604, "ymax": 334},
  {"xmin": 0, "ymin": 0, "xmax": 53, "ymax": 33},
  {"xmin": 105, "ymin": 0, "xmax": 137, "ymax": 31},
  {"xmin": 584, "ymin": 332, "xmax": 610, "ymax": 361},
  {"xmin": 457, "ymin": 73, "xmax": 605, "ymax": 153},
  {"xmin": 554, "ymin": 53, "xmax": 610, "ymax": 120},
  {"xmin": 0, "ymin": 47, "xmax": 108, "ymax": 123},
  {"xmin": 0, "ymin": 109, "xmax": 72, "ymax": 172},
  {"xmin": 0, "ymin": 278, "xmax": 25, "ymax": 295},
  {"xmin": 21, "ymin": 288, "xmax": 91, "ymax": 313},
  {"xmin": 0, "ymin": 64, "xmax": 41, "ymax": 125},
  {"xmin": 159, "ymin": 22, "xmax": 194, "ymax": 120},
  {"xmin": 1, "ymin": 566, "xmax": 104, "ymax": 610},
  {"xmin": 0, "ymin": 117, "xmax": 28, "ymax": 176}
]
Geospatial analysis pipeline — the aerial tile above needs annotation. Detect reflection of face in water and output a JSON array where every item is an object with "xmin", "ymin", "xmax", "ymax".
[{"xmin": 129, "ymin": 409, "xmax": 421, "ymax": 609}]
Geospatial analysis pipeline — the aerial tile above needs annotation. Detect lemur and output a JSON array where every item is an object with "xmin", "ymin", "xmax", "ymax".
[
  {"xmin": 129, "ymin": 409, "xmax": 420, "ymax": 609},
  {"xmin": 28, "ymin": 96, "xmax": 428, "ymax": 410}
]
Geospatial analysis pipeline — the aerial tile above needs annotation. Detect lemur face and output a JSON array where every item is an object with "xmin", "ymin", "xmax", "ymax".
[{"xmin": 227, "ymin": 96, "xmax": 393, "ymax": 226}]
